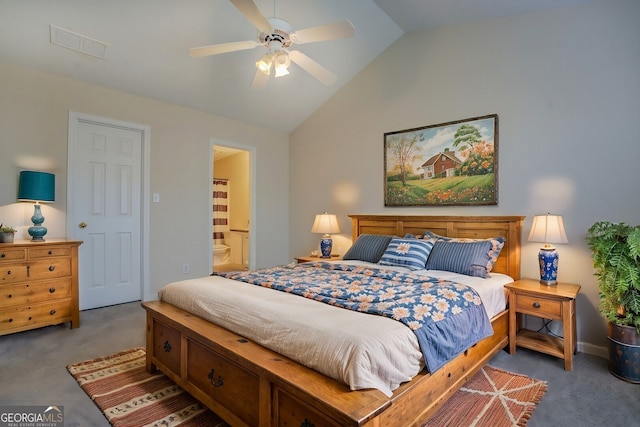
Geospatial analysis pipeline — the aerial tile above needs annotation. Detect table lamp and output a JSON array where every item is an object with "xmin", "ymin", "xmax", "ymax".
[
  {"xmin": 311, "ymin": 212, "xmax": 340, "ymax": 258},
  {"xmin": 18, "ymin": 171, "xmax": 55, "ymax": 241},
  {"xmin": 528, "ymin": 213, "xmax": 568, "ymax": 285}
]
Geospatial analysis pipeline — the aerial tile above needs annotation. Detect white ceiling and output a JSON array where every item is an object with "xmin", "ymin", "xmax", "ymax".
[{"xmin": 0, "ymin": 0, "xmax": 591, "ymax": 133}]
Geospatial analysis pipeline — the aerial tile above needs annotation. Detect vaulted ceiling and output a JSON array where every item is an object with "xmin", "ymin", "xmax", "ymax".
[{"xmin": 0, "ymin": 0, "xmax": 591, "ymax": 133}]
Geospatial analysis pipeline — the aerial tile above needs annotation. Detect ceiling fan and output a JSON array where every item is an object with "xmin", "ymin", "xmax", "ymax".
[{"xmin": 189, "ymin": 0, "xmax": 356, "ymax": 89}]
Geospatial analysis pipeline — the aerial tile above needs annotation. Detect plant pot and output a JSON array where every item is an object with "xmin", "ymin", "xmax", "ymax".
[
  {"xmin": 0, "ymin": 232, "xmax": 15, "ymax": 243},
  {"xmin": 607, "ymin": 322, "xmax": 640, "ymax": 383}
]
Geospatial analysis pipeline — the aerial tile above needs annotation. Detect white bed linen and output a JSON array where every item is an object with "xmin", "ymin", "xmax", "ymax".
[{"xmin": 157, "ymin": 261, "xmax": 510, "ymax": 397}]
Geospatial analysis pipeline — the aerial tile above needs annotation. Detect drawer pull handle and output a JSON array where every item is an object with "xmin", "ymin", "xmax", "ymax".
[
  {"xmin": 49, "ymin": 265, "xmax": 55, "ymax": 272},
  {"xmin": 207, "ymin": 369, "xmax": 224, "ymax": 387},
  {"xmin": 48, "ymin": 251, "xmax": 53, "ymax": 255},
  {"xmin": 1, "ymin": 253, "xmax": 5, "ymax": 258},
  {"xmin": 8, "ymin": 318, "xmax": 12, "ymax": 323},
  {"xmin": 50, "ymin": 309, "xmax": 56, "ymax": 315},
  {"xmin": 532, "ymin": 302, "xmax": 541, "ymax": 308},
  {"xmin": 8, "ymin": 294, "xmax": 12, "ymax": 298},
  {"xmin": 6, "ymin": 270, "xmax": 11, "ymax": 275},
  {"xmin": 49, "ymin": 287, "xmax": 56, "ymax": 293},
  {"xmin": 300, "ymin": 419, "xmax": 315, "ymax": 427},
  {"xmin": 163, "ymin": 340, "xmax": 172, "ymax": 353}
]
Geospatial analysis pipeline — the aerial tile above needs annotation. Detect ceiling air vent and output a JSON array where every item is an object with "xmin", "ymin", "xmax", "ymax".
[{"xmin": 50, "ymin": 25, "xmax": 109, "ymax": 59}]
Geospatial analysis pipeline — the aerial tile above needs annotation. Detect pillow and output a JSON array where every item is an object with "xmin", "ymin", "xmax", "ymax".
[
  {"xmin": 378, "ymin": 238, "xmax": 434, "ymax": 270},
  {"xmin": 421, "ymin": 230, "xmax": 505, "ymax": 272},
  {"xmin": 342, "ymin": 234, "xmax": 393, "ymax": 263},
  {"xmin": 425, "ymin": 238, "xmax": 506, "ymax": 278}
]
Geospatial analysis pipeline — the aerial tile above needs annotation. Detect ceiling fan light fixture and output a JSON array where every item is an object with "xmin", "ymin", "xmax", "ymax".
[
  {"xmin": 255, "ymin": 53, "xmax": 272, "ymax": 75},
  {"xmin": 273, "ymin": 52, "xmax": 290, "ymax": 77}
]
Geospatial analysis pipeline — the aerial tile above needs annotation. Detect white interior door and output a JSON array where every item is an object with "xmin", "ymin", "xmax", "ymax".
[{"xmin": 68, "ymin": 113, "xmax": 147, "ymax": 310}]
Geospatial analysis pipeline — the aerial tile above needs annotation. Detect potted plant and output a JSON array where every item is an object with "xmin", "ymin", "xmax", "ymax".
[
  {"xmin": 586, "ymin": 221, "xmax": 640, "ymax": 383},
  {"xmin": 0, "ymin": 224, "xmax": 17, "ymax": 243}
]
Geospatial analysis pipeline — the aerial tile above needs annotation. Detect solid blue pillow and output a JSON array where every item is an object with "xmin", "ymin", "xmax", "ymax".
[{"xmin": 378, "ymin": 238, "xmax": 434, "ymax": 270}]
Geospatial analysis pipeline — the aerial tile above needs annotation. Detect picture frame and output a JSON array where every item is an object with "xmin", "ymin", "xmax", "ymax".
[{"xmin": 384, "ymin": 114, "xmax": 498, "ymax": 207}]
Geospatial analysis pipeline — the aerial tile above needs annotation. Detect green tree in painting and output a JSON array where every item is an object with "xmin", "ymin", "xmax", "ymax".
[
  {"xmin": 452, "ymin": 124, "xmax": 482, "ymax": 150},
  {"xmin": 387, "ymin": 132, "xmax": 421, "ymax": 186}
]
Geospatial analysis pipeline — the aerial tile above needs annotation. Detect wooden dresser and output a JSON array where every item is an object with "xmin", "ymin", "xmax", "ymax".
[{"xmin": 0, "ymin": 239, "xmax": 82, "ymax": 336}]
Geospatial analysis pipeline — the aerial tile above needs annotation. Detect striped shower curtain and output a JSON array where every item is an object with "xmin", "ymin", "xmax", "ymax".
[{"xmin": 213, "ymin": 178, "xmax": 229, "ymax": 244}]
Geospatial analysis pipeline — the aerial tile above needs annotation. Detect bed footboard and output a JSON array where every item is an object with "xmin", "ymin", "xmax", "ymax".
[{"xmin": 142, "ymin": 300, "xmax": 508, "ymax": 427}]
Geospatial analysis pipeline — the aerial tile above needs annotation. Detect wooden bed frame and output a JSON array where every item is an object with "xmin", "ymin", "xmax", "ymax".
[{"xmin": 142, "ymin": 215, "xmax": 523, "ymax": 426}]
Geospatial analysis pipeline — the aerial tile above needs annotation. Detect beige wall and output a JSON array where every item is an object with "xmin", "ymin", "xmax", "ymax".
[
  {"xmin": 0, "ymin": 62, "xmax": 290, "ymax": 300},
  {"xmin": 290, "ymin": 0, "xmax": 640, "ymax": 355},
  {"xmin": 214, "ymin": 151, "xmax": 251, "ymax": 231}
]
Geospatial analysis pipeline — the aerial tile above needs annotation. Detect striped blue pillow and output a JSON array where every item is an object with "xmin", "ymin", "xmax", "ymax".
[
  {"xmin": 378, "ymin": 238, "xmax": 434, "ymax": 270},
  {"xmin": 425, "ymin": 239, "xmax": 505, "ymax": 278},
  {"xmin": 343, "ymin": 234, "xmax": 393, "ymax": 263}
]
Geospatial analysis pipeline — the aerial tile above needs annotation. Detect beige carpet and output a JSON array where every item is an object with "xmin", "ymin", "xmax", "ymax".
[{"xmin": 68, "ymin": 348, "xmax": 546, "ymax": 427}]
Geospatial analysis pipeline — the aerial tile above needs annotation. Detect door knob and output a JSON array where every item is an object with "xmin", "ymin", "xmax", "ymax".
[{"xmin": 79, "ymin": 222, "xmax": 87, "ymax": 229}]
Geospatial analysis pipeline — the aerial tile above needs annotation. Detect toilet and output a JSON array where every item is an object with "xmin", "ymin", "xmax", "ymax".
[{"xmin": 213, "ymin": 243, "xmax": 231, "ymax": 265}]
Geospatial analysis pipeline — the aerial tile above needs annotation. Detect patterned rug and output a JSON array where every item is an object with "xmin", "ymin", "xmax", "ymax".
[
  {"xmin": 67, "ymin": 348, "xmax": 228, "ymax": 426},
  {"xmin": 68, "ymin": 348, "xmax": 546, "ymax": 427},
  {"xmin": 423, "ymin": 365, "xmax": 547, "ymax": 427}
]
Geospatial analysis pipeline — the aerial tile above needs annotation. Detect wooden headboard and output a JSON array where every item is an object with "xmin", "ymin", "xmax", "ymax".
[{"xmin": 349, "ymin": 215, "xmax": 524, "ymax": 280}]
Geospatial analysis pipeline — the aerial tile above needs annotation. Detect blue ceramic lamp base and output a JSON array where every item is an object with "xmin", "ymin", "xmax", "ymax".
[
  {"xmin": 538, "ymin": 248, "xmax": 559, "ymax": 286},
  {"xmin": 320, "ymin": 236, "xmax": 332, "ymax": 258},
  {"xmin": 28, "ymin": 204, "xmax": 48, "ymax": 241}
]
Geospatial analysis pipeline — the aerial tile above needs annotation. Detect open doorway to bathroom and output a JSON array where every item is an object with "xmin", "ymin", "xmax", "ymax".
[{"xmin": 212, "ymin": 144, "xmax": 252, "ymax": 273}]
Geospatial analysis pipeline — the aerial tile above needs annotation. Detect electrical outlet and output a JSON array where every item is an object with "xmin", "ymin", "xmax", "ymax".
[{"xmin": 182, "ymin": 264, "xmax": 190, "ymax": 274}]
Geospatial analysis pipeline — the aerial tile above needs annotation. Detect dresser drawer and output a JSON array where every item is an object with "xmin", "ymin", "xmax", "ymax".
[
  {"xmin": 0, "ymin": 248, "xmax": 27, "ymax": 263},
  {"xmin": 0, "ymin": 278, "xmax": 72, "ymax": 308},
  {"xmin": 515, "ymin": 293, "xmax": 562, "ymax": 319},
  {"xmin": 0, "ymin": 299, "xmax": 72, "ymax": 332},
  {"xmin": 275, "ymin": 387, "xmax": 341, "ymax": 427},
  {"xmin": 187, "ymin": 338, "xmax": 260, "ymax": 427},
  {"xmin": 152, "ymin": 319, "xmax": 182, "ymax": 377},
  {"xmin": 0, "ymin": 264, "xmax": 29, "ymax": 284},
  {"xmin": 27, "ymin": 259, "xmax": 72, "ymax": 280},
  {"xmin": 28, "ymin": 246, "xmax": 72, "ymax": 259}
]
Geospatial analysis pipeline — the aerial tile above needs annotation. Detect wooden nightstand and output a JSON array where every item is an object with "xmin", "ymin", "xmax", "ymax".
[
  {"xmin": 505, "ymin": 279, "xmax": 581, "ymax": 370},
  {"xmin": 296, "ymin": 255, "xmax": 342, "ymax": 263}
]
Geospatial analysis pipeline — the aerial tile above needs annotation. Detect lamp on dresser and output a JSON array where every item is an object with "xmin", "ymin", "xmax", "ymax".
[
  {"xmin": 528, "ymin": 213, "xmax": 568, "ymax": 285},
  {"xmin": 17, "ymin": 170, "xmax": 55, "ymax": 241},
  {"xmin": 311, "ymin": 212, "xmax": 340, "ymax": 258}
]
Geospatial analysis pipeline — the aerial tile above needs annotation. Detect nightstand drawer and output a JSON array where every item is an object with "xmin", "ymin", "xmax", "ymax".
[{"xmin": 514, "ymin": 293, "xmax": 562, "ymax": 319}]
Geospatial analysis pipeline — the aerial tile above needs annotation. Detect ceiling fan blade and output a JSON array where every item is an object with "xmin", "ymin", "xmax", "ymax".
[
  {"xmin": 290, "ymin": 20, "xmax": 355, "ymax": 44},
  {"xmin": 288, "ymin": 50, "xmax": 337, "ymax": 85},
  {"xmin": 251, "ymin": 69, "xmax": 270, "ymax": 90},
  {"xmin": 189, "ymin": 40, "xmax": 258, "ymax": 58},
  {"xmin": 230, "ymin": 0, "xmax": 272, "ymax": 34}
]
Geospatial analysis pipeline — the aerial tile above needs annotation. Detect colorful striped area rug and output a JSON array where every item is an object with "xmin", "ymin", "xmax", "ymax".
[
  {"xmin": 67, "ymin": 348, "xmax": 228, "ymax": 427},
  {"xmin": 68, "ymin": 348, "xmax": 546, "ymax": 427}
]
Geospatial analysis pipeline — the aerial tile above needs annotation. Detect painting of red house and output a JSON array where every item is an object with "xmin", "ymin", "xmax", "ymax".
[{"xmin": 384, "ymin": 114, "xmax": 498, "ymax": 206}]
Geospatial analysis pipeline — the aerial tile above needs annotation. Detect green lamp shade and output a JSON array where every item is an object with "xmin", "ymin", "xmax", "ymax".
[{"xmin": 18, "ymin": 171, "xmax": 55, "ymax": 202}]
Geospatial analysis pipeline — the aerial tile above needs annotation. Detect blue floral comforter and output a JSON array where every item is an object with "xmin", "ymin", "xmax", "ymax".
[{"xmin": 216, "ymin": 262, "xmax": 493, "ymax": 373}]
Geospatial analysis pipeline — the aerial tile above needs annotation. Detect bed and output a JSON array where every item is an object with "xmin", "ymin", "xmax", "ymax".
[{"xmin": 142, "ymin": 215, "xmax": 523, "ymax": 426}]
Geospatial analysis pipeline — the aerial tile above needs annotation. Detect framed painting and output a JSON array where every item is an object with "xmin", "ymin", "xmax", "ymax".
[{"xmin": 384, "ymin": 114, "xmax": 498, "ymax": 207}]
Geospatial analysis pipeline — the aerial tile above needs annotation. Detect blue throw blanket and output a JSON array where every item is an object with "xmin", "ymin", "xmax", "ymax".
[{"xmin": 216, "ymin": 262, "xmax": 493, "ymax": 373}]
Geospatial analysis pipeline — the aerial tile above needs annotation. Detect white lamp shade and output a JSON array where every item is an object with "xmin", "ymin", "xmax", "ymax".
[
  {"xmin": 311, "ymin": 213, "xmax": 340, "ymax": 235},
  {"xmin": 528, "ymin": 214, "xmax": 568, "ymax": 246}
]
